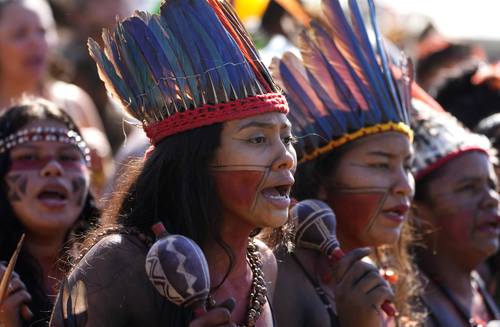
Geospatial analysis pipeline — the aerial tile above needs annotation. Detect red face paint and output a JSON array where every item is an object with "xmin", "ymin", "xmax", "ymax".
[
  {"xmin": 10, "ymin": 158, "xmax": 86, "ymax": 172},
  {"xmin": 212, "ymin": 170, "xmax": 266, "ymax": 211},
  {"xmin": 325, "ymin": 188, "xmax": 388, "ymax": 247}
]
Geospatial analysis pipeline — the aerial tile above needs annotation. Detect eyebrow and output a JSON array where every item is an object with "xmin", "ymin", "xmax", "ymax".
[
  {"xmin": 366, "ymin": 150, "xmax": 412, "ymax": 161},
  {"xmin": 237, "ymin": 121, "xmax": 291, "ymax": 132}
]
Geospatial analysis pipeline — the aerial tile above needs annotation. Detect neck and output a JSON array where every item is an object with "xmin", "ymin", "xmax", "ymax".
[
  {"xmin": 0, "ymin": 78, "xmax": 42, "ymax": 107},
  {"xmin": 418, "ymin": 248, "xmax": 474, "ymax": 299},
  {"xmin": 203, "ymin": 214, "xmax": 255, "ymax": 288},
  {"xmin": 24, "ymin": 232, "xmax": 66, "ymax": 293}
]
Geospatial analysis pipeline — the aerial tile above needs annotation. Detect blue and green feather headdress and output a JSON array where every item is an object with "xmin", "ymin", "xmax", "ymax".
[
  {"xmin": 271, "ymin": 0, "xmax": 413, "ymax": 163},
  {"xmin": 88, "ymin": 0, "xmax": 288, "ymax": 145}
]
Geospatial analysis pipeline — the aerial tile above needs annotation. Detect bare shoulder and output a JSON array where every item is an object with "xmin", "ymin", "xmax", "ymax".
[
  {"xmin": 51, "ymin": 234, "xmax": 164, "ymax": 326},
  {"xmin": 254, "ymin": 239, "xmax": 278, "ymax": 299},
  {"xmin": 48, "ymin": 80, "xmax": 104, "ymax": 130}
]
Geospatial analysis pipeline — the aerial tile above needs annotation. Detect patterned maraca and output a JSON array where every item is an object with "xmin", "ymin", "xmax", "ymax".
[
  {"xmin": 290, "ymin": 199, "xmax": 396, "ymax": 317},
  {"xmin": 145, "ymin": 222, "xmax": 210, "ymax": 317}
]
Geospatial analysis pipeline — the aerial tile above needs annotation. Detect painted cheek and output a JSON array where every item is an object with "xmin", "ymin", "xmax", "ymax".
[
  {"xmin": 5, "ymin": 172, "xmax": 30, "ymax": 202},
  {"xmin": 71, "ymin": 176, "xmax": 88, "ymax": 206},
  {"xmin": 436, "ymin": 208, "xmax": 475, "ymax": 242},
  {"xmin": 212, "ymin": 170, "xmax": 265, "ymax": 211},
  {"xmin": 325, "ymin": 190, "xmax": 387, "ymax": 247}
]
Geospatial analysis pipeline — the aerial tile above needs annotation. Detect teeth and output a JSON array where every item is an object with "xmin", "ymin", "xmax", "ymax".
[{"xmin": 268, "ymin": 194, "xmax": 288, "ymax": 200}]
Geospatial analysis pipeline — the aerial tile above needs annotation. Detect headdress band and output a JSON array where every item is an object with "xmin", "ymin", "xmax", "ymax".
[
  {"xmin": 144, "ymin": 93, "xmax": 288, "ymax": 144},
  {"xmin": 0, "ymin": 127, "xmax": 91, "ymax": 164}
]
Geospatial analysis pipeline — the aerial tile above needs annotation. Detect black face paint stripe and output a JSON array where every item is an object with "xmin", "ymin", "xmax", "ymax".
[
  {"xmin": 6, "ymin": 174, "xmax": 27, "ymax": 202},
  {"xmin": 71, "ymin": 177, "xmax": 86, "ymax": 206}
]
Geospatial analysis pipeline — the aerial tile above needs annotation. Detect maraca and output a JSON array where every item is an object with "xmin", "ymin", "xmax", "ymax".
[
  {"xmin": 290, "ymin": 199, "xmax": 396, "ymax": 317},
  {"xmin": 145, "ymin": 222, "xmax": 210, "ymax": 317}
]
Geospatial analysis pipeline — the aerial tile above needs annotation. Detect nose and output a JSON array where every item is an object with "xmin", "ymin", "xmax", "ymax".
[
  {"xmin": 481, "ymin": 187, "xmax": 500, "ymax": 212},
  {"xmin": 40, "ymin": 159, "xmax": 63, "ymax": 177},
  {"xmin": 272, "ymin": 141, "xmax": 296, "ymax": 171},
  {"xmin": 392, "ymin": 167, "xmax": 414, "ymax": 198}
]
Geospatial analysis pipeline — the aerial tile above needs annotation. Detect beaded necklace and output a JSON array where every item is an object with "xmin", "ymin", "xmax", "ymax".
[{"xmin": 207, "ymin": 240, "xmax": 268, "ymax": 327}]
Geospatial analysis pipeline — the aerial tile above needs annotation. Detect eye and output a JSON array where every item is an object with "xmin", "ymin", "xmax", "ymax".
[
  {"xmin": 248, "ymin": 136, "xmax": 266, "ymax": 144},
  {"xmin": 456, "ymin": 183, "xmax": 480, "ymax": 193},
  {"xmin": 283, "ymin": 135, "xmax": 297, "ymax": 145},
  {"xmin": 369, "ymin": 162, "xmax": 390, "ymax": 169},
  {"xmin": 59, "ymin": 152, "xmax": 82, "ymax": 162},
  {"xmin": 15, "ymin": 153, "xmax": 37, "ymax": 161},
  {"xmin": 404, "ymin": 164, "xmax": 413, "ymax": 173}
]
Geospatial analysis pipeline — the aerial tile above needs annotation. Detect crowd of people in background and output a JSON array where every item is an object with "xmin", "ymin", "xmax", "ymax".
[{"xmin": 0, "ymin": 0, "xmax": 500, "ymax": 326}]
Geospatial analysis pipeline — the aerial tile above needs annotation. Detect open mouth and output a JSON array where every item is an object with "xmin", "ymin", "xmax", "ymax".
[
  {"xmin": 37, "ymin": 184, "xmax": 68, "ymax": 207},
  {"xmin": 478, "ymin": 219, "xmax": 500, "ymax": 234},
  {"xmin": 262, "ymin": 184, "xmax": 291, "ymax": 198},
  {"xmin": 261, "ymin": 184, "xmax": 292, "ymax": 209}
]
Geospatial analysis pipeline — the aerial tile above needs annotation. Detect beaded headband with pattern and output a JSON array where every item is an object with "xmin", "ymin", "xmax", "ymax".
[
  {"xmin": 411, "ymin": 98, "xmax": 491, "ymax": 181},
  {"xmin": 271, "ymin": 0, "xmax": 412, "ymax": 163},
  {"xmin": 88, "ymin": 0, "xmax": 288, "ymax": 145},
  {"xmin": 0, "ymin": 127, "xmax": 91, "ymax": 164}
]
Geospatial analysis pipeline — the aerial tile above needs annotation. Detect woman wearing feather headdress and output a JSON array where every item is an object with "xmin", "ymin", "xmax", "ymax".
[
  {"xmin": 49, "ymin": 0, "xmax": 295, "ymax": 326},
  {"xmin": 270, "ymin": 0, "xmax": 423, "ymax": 326}
]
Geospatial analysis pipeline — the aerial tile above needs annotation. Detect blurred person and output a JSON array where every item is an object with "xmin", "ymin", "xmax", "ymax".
[
  {"xmin": 411, "ymin": 99, "xmax": 500, "ymax": 326},
  {"xmin": 55, "ymin": 0, "xmax": 132, "ymax": 152},
  {"xmin": 0, "ymin": 0, "xmax": 112, "ymax": 195},
  {"xmin": 0, "ymin": 98, "xmax": 98, "ymax": 327},
  {"xmin": 414, "ymin": 23, "xmax": 449, "ymax": 61},
  {"xmin": 270, "ymin": 0, "xmax": 423, "ymax": 325},
  {"xmin": 416, "ymin": 43, "xmax": 486, "ymax": 92},
  {"xmin": 432, "ymin": 62, "xmax": 500, "ymax": 130},
  {"xmin": 0, "ymin": 0, "xmax": 104, "ymax": 131}
]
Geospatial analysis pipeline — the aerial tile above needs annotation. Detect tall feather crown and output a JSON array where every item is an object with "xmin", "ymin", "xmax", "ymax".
[
  {"xmin": 271, "ymin": 0, "xmax": 412, "ymax": 163},
  {"xmin": 88, "ymin": 0, "xmax": 288, "ymax": 145}
]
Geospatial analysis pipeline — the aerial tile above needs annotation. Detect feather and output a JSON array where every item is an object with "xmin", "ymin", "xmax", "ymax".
[
  {"xmin": 322, "ymin": 0, "xmax": 392, "ymax": 113},
  {"xmin": 273, "ymin": 0, "xmax": 412, "ymax": 162},
  {"xmin": 365, "ymin": 0, "xmax": 403, "ymax": 119},
  {"xmin": 298, "ymin": 31, "xmax": 349, "ymax": 111},
  {"xmin": 278, "ymin": 52, "xmax": 336, "ymax": 138}
]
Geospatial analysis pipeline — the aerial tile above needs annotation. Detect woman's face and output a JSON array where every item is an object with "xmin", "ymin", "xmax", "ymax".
[
  {"xmin": 416, "ymin": 151, "xmax": 500, "ymax": 263},
  {"xmin": 0, "ymin": 1, "xmax": 49, "ymax": 83},
  {"xmin": 321, "ymin": 132, "xmax": 414, "ymax": 249},
  {"xmin": 212, "ymin": 112, "xmax": 296, "ymax": 230},
  {"xmin": 4, "ymin": 119, "xmax": 90, "ymax": 238}
]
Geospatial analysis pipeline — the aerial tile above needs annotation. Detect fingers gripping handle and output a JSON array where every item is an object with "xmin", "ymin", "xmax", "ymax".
[
  {"xmin": 291, "ymin": 199, "xmax": 396, "ymax": 317},
  {"xmin": 327, "ymin": 247, "xmax": 396, "ymax": 317}
]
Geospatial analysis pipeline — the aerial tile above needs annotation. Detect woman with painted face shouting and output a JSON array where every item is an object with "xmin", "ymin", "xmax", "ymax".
[
  {"xmin": 411, "ymin": 99, "xmax": 500, "ymax": 326},
  {"xmin": 50, "ymin": 0, "xmax": 296, "ymax": 326},
  {"xmin": 270, "ymin": 0, "xmax": 423, "ymax": 326},
  {"xmin": 0, "ymin": 98, "xmax": 98, "ymax": 327}
]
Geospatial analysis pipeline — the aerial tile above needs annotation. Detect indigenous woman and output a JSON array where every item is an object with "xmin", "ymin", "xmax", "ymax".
[
  {"xmin": 410, "ymin": 99, "xmax": 500, "ymax": 326},
  {"xmin": 270, "ymin": 0, "xmax": 422, "ymax": 325},
  {"xmin": 0, "ymin": 0, "xmax": 112, "ymax": 195},
  {"xmin": 0, "ymin": 0, "xmax": 103, "ymax": 130},
  {"xmin": 50, "ymin": 0, "xmax": 295, "ymax": 326},
  {"xmin": 0, "ymin": 98, "xmax": 98, "ymax": 326}
]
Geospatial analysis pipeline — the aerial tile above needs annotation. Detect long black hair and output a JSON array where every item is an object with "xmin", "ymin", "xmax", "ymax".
[
  {"xmin": 0, "ymin": 98, "xmax": 99, "ymax": 326},
  {"xmin": 77, "ymin": 122, "xmax": 224, "ymax": 325}
]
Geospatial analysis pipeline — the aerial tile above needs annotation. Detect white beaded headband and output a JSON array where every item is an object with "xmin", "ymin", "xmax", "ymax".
[{"xmin": 0, "ymin": 127, "xmax": 91, "ymax": 164}]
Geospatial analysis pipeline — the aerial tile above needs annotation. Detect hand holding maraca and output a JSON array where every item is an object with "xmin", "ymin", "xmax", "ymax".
[
  {"xmin": 145, "ymin": 223, "xmax": 238, "ymax": 326},
  {"xmin": 291, "ymin": 199, "xmax": 396, "ymax": 323}
]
